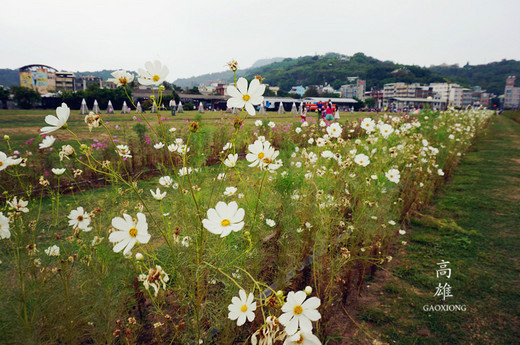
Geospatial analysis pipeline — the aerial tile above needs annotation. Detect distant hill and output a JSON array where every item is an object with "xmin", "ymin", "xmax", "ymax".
[
  {"xmin": 0, "ymin": 69, "xmax": 20, "ymax": 88},
  {"xmin": 173, "ymin": 58, "xmax": 285, "ymax": 88},
  {"xmin": 2, "ymin": 55, "xmax": 519, "ymax": 95}
]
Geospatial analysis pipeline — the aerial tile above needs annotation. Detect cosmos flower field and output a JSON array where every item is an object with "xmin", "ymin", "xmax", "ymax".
[{"xmin": 0, "ymin": 61, "xmax": 493, "ymax": 344}]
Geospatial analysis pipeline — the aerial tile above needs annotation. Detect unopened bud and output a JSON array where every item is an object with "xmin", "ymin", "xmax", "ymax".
[
  {"xmin": 304, "ymin": 286, "xmax": 313, "ymax": 295},
  {"xmin": 135, "ymin": 253, "xmax": 144, "ymax": 261}
]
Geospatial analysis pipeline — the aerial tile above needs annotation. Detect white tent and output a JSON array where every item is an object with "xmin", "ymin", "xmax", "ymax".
[
  {"xmin": 80, "ymin": 98, "xmax": 89, "ymax": 115},
  {"xmin": 107, "ymin": 100, "xmax": 114, "ymax": 114},
  {"xmin": 198, "ymin": 101, "xmax": 205, "ymax": 113},
  {"xmin": 92, "ymin": 99, "xmax": 101, "ymax": 113},
  {"xmin": 290, "ymin": 102, "xmax": 298, "ymax": 114},
  {"xmin": 122, "ymin": 101, "xmax": 130, "ymax": 114},
  {"xmin": 136, "ymin": 101, "xmax": 142, "ymax": 113},
  {"xmin": 277, "ymin": 102, "xmax": 285, "ymax": 114},
  {"xmin": 259, "ymin": 101, "xmax": 267, "ymax": 115},
  {"xmin": 177, "ymin": 101, "xmax": 184, "ymax": 113}
]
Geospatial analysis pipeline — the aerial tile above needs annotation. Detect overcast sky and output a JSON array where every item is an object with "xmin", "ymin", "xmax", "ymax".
[{"xmin": 1, "ymin": 0, "xmax": 519, "ymax": 81}]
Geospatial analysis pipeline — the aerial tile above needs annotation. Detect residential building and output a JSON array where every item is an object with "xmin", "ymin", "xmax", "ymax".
[
  {"xmin": 55, "ymin": 72, "xmax": 75, "ymax": 91},
  {"xmin": 74, "ymin": 75, "xmax": 103, "ymax": 91},
  {"xmin": 340, "ymin": 80, "xmax": 366, "ymax": 100},
  {"xmin": 504, "ymin": 76, "xmax": 520, "ymax": 109}
]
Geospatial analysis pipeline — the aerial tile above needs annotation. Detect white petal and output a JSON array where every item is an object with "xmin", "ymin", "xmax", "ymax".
[
  {"xmin": 226, "ymin": 85, "xmax": 242, "ymax": 99},
  {"xmin": 245, "ymin": 103, "xmax": 256, "ymax": 116},
  {"xmin": 236, "ymin": 78, "xmax": 248, "ymax": 95}
]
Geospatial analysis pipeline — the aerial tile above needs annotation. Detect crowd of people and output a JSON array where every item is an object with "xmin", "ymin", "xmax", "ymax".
[{"xmin": 300, "ymin": 100, "xmax": 340, "ymax": 122}]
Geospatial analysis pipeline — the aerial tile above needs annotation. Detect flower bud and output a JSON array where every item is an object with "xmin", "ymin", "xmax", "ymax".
[
  {"xmin": 135, "ymin": 253, "xmax": 144, "ymax": 261},
  {"xmin": 304, "ymin": 286, "xmax": 313, "ymax": 295},
  {"xmin": 4, "ymin": 135, "xmax": 9, "ymax": 140},
  {"xmin": 275, "ymin": 290, "xmax": 284, "ymax": 298}
]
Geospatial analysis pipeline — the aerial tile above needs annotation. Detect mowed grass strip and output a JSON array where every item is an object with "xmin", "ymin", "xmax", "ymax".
[{"xmin": 346, "ymin": 113, "xmax": 520, "ymax": 345}]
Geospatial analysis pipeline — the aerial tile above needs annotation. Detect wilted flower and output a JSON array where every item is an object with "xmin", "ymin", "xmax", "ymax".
[
  {"xmin": 226, "ymin": 77, "xmax": 265, "ymax": 116},
  {"xmin": 228, "ymin": 289, "xmax": 256, "ymax": 326},
  {"xmin": 139, "ymin": 265, "xmax": 169, "ymax": 297},
  {"xmin": 227, "ymin": 59, "xmax": 239, "ymax": 72},
  {"xmin": 41, "ymin": 103, "xmax": 70, "ymax": 134},
  {"xmin": 137, "ymin": 61, "xmax": 169, "ymax": 86},
  {"xmin": 7, "ymin": 196, "xmax": 29, "ymax": 213},
  {"xmin": 109, "ymin": 213, "xmax": 151, "ymax": 256},
  {"xmin": 59, "ymin": 144, "xmax": 75, "ymax": 161},
  {"xmin": 202, "ymin": 201, "xmax": 245, "ymax": 237},
  {"xmin": 39, "ymin": 135, "xmax": 55, "ymax": 149},
  {"xmin": 84, "ymin": 112, "xmax": 101, "ymax": 131}
]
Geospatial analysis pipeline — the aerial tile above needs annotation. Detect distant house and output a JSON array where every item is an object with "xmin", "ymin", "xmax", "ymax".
[{"xmin": 504, "ymin": 76, "xmax": 520, "ymax": 109}]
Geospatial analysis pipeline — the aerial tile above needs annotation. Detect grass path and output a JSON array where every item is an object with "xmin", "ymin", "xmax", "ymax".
[{"xmin": 345, "ymin": 114, "xmax": 520, "ymax": 344}]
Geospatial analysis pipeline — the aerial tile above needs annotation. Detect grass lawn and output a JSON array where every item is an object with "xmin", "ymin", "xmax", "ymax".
[{"xmin": 342, "ymin": 113, "xmax": 520, "ymax": 344}]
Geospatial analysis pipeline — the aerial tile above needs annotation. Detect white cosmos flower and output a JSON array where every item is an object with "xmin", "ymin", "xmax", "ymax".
[
  {"xmin": 7, "ymin": 196, "xmax": 29, "ymax": 213},
  {"xmin": 67, "ymin": 206, "xmax": 91, "ymax": 231},
  {"xmin": 116, "ymin": 145, "xmax": 132, "ymax": 159},
  {"xmin": 109, "ymin": 213, "xmax": 151, "ymax": 256},
  {"xmin": 302, "ymin": 121, "xmax": 309, "ymax": 127},
  {"xmin": 265, "ymin": 219, "xmax": 276, "ymax": 227},
  {"xmin": 354, "ymin": 154, "xmax": 370, "ymax": 167},
  {"xmin": 326, "ymin": 122, "xmax": 342, "ymax": 138},
  {"xmin": 159, "ymin": 176, "xmax": 173, "ymax": 187},
  {"xmin": 268, "ymin": 121, "xmax": 275, "ymax": 128},
  {"xmin": 385, "ymin": 169, "xmax": 400, "ymax": 183},
  {"xmin": 41, "ymin": 103, "xmax": 70, "ymax": 134},
  {"xmin": 254, "ymin": 120, "xmax": 263, "ymax": 127},
  {"xmin": 224, "ymin": 153, "xmax": 238, "ymax": 168},
  {"xmin": 246, "ymin": 139, "xmax": 279, "ymax": 170},
  {"xmin": 151, "ymin": 188, "xmax": 167, "ymax": 200},
  {"xmin": 52, "ymin": 168, "xmax": 66, "ymax": 175},
  {"xmin": 167, "ymin": 143, "xmax": 178, "ymax": 152},
  {"xmin": 202, "ymin": 201, "xmax": 245, "ymax": 237},
  {"xmin": 438, "ymin": 169, "xmax": 445, "ymax": 176},
  {"xmin": 361, "ymin": 118, "xmax": 376, "ymax": 133},
  {"xmin": 154, "ymin": 142, "xmax": 165, "ymax": 149},
  {"xmin": 279, "ymin": 290, "xmax": 321, "ymax": 336},
  {"xmin": 295, "ymin": 127, "xmax": 302, "ymax": 134},
  {"xmin": 0, "ymin": 212, "xmax": 10, "ymax": 239},
  {"xmin": 107, "ymin": 70, "xmax": 135, "ymax": 87},
  {"xmin": 226, "ymin": 77, "xmax": 265, "ymax": 116},
  {"xmin": 39, "ymin": 135, "xmax": 55, "ymax": 149},
  {"xmin": 45, "ymin": 245, "xmax": 60, "ymax": 256},
  {"xmin": 283, "ymin": 331, "xmax": 322, "ymax": 345},
  {"xmin": 137, "ymin": 60, "xmax": 169, "ymax": 86},
  {"xmin": 179, "ymin": 167, "xmax": 192, "ymax": 176},
  {"xmin": 228, "ymin": 289, "xmax": 256, "ymax": 326},
  {"xmin": 222, "ymin": 142, "xmax": 232, "ymax": 151},
  {"xmin": 399, "ymin": 229, "xmax": 406, "ymax": 235},
  {"xmin": 379, "ymin": 124, "xmax": 394, "ymax": 138},
  {"xmin": 223, "ymin": 186, "xmax": 237, "ymax": 196}
]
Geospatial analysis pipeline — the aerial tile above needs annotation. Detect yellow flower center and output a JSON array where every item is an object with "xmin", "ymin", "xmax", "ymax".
[
  {"xmin": 293, "ymin": 305, "xmax": 303, "ymax": 315},
  {"xmin": 0, "ymin": 162, "xmax": 3, "ymax": 167},
  {"xmin": 118, "ymin": 77, "xmax": 127, "ymax": 85},
  {"xmin": 263, "ymin": 158, "xmax": 271, "ymax": 164},
  {"xmin": 258, "ymin": 152, "xmax": 264, "ymax": 159},
  {"xmin": 295, "ymin": 334, "xmax": 305, "ymax": 344},
  {"xmin": 153, "ymin": 75, "xmax": 160, "ymax": 82},
  {"xmin": 221, "ymin": 219, "xmax": 231, "ymax": 227},
  {"xmin": 359, "ymin": 160, "xmax": 363, "ymax": 164},
  {"xmin": 242, "ymin": 94, "xmax": 251, "ymax": 101},
  {"xmin": 240, "ymin": 304, "xmax": 248, "ymax": 312},
  {"xmin": 129, "ymin": 227, "xmax": 138, "ymax": 237}
]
